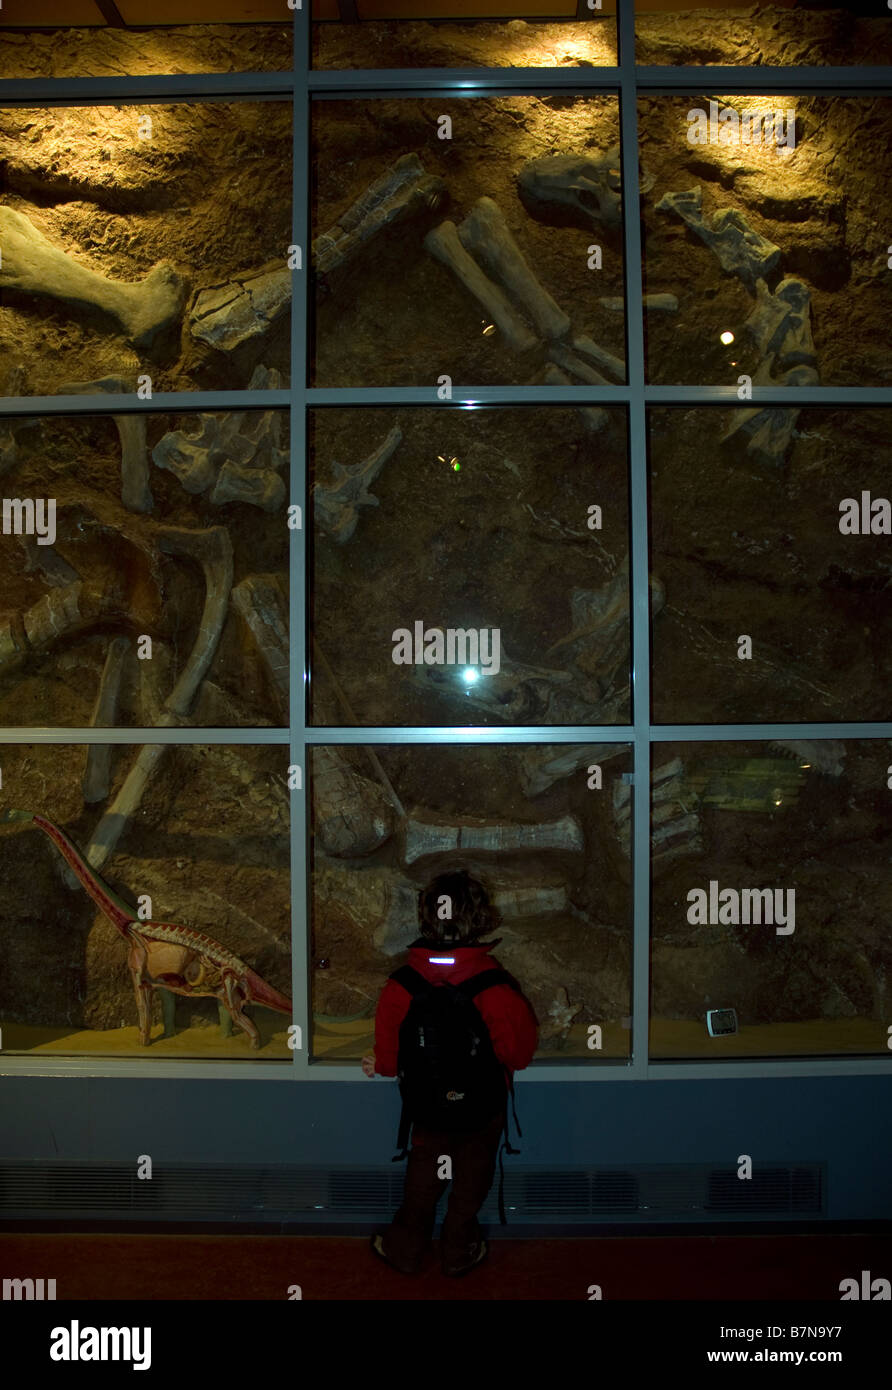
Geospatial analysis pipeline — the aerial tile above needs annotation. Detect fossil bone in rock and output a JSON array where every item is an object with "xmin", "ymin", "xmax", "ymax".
[
  {"xmin": 73, "ymin": 526, "xmax": 234, "ymax": 879},
  {"xmin": 190, "ymin": 264, "xmax": 291, "ymax": 353},
  {"xmin": 543, "ymin": 364, "xmax": 609, "ymax": 434},
  {"xmin": 599, "ymin": 294, "xmax": 678, "ymax": 314},
  {"xmin": 313, "ymin": 745, "xmax": 397, "ymax": 858},
  {"xmin": 152, "ymin": 415, "xmax": 222, "ymax": 494},
  {"xmin": 424, "ymin": 220, "xmax": 539, "ymax": 354},
  {"xmin": 768, "ymin": 739, "xmax": 846, "ymax": 778},
  {"xmin": 547, "ymin": 552, "xmax": 665, "ymax": 687},
  {"xmin": 744, "ymin": 276, "xmax": 817, "ymax": 369},
  {"xmin": 314, "ymin": 152, "xmax": 447, "ymax": 278},
  {"xmin": 210, "ymin": 460, "xmax": 285, "ymax": 513},
  {"xmin": 519, "ymin": 742, "xmax": 627, "ymax": 798},
  {"xmin": 457, "ymin": 197, "xmax": 570, "ymax": 341},
  {"xmin": 723, "ymin": 358, "xmax": 818, "ymax": 467},
  {"xmin": 613, "ymin": 758, "xmax": 703, "ymax": 873},
  {"xmin": 60, "ymin": 376, "xmax": 153, "ymax": 513},
  {"xmin": 82, "ymin": 635, "xmax": 131, "ymax": 805},
  {"xmin": 313, "ymin": 424, "xmax": 402, "ymax": 544},
  {"xmin": 656, "ymin": 187, "xmax": 781, "ymax": 288},
  {"xmin": 403, "ymin": 813, "xmax": 584, "ymax": 865},
  {"xmin": 570, "ymin": 334, "xmax": 625, "ymax": 382},
  {"xmin": 18, "ymin": 534, "xmax": 80, "ymax": 588},
  {"xmin": 231, "ymin": 574, "xmax": 289, "ymax": 724},
  {"xmin": 0, "ymin": 205, "xmax": 186, "ymax": 348},
  {"xmin": 518, "ymin": 148, "xmax": 626, "ymax": 230},
  {"xmin": 0, "ymin": 578, "xmax": 129, "ymax": 675}
]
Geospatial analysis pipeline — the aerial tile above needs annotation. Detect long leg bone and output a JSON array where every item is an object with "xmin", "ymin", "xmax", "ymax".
[
  {"xmin": 457, "ymin": 197, "xmax": 570, "ymax": 341},
  {"xmin": 314, "ymin": 152, "xmax": 447, "ymax": 279},
  {"xmin": 424, "ymin": 220, "xmax": 539, "ymax": 353},
  {"xmin": 403, "ymin": 813, "xmax": 584, "ymax": 865},
  {"xmin": 74, "ymin": 526, "xmax": 234, "ymax": 876},
  {"xmin": 189, "ymin": 265, "xmax": 291, "ymax": 354},
  {"xmin": 1, "ymin": 205, "xmax": 186, "ymax": 348},
  {"xmin": 231, "ymin": 574, "xmax": 289, "ymax": 723},
  {"xmin": 60, "ymin": 376, "xmax": 153, "ymax": 513},
  {"xmin": 543, "ymin": 364, "xmax": 608, "ymax": 434},
  {"xmin": 82, "ymin": 635, "xmax": 131, "ymax": 804}
]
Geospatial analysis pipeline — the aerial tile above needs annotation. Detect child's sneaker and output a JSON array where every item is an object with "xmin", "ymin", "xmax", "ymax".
[{"xmin": 442, "ymin": 1239, "xmax": 488, "ymax": 1277}]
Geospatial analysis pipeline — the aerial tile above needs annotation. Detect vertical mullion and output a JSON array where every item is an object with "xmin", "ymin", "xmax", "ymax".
[
  {"xmin": 291, "ymin": 11, "xmax": 310, "ymax": 1077},
  {"xmin": 618, "ymin": 0, "xmax": 651, "ymax": 1081}
]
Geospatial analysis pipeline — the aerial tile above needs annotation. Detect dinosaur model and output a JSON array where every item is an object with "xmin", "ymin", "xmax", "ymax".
[{"xmin": 2, "ymin": 810, "xmax": 291, "ymax": 1048}]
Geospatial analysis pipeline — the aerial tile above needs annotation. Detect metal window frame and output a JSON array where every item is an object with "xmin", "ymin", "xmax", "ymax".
[{"xmin": 0, "ymin": 4, "xmax": 890, "ymax": 1082}]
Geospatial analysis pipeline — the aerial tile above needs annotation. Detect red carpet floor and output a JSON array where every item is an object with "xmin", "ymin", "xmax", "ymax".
[{"xmin": 1, "ymin": 1231, "xmax": 890, "ymax": 1299}]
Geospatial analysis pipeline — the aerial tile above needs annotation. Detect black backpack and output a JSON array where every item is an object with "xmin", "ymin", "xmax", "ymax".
[{"xmin": 389, "ymin": 963, "xmax": 523, "ymax": 1224}]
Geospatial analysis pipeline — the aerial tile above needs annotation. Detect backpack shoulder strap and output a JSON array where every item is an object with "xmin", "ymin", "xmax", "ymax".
[
  {"xmin": 389, "ymin": 964, "xmax": 435, "ymax": 998},
  {"xmin": 458, "ymin": 968, "xmax": 519, "ymax": 1001}
]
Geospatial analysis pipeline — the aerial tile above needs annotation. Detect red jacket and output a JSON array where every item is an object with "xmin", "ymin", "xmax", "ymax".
[{"xmin": 373, "ymin": 940, "xmax": 539, "ymax": 1078}]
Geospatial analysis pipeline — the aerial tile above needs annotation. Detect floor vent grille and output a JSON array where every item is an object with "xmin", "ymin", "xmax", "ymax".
[{"xmin": 0, "ymin": 1161, "xmax": 824, "ymax": 1223}]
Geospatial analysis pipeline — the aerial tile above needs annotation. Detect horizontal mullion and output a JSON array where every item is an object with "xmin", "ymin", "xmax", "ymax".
[
  {"xmin": 0, "ymin": 72, "xmax": 296, "ymax": 105},
  {"xmin": 647, "ymin": 386, "xmax": 892, "ymax": 406},
  {"xmin": 302, "ymin": 723, "xmax": 892, "ymax": 743},
  {"xmin": 306, "ymin": 385, "xmax": 630, "ymax": 407},
  {"xmin": 635, "ymin": 65, "xmax": 892, "ymax": 93},
  {"xmin": 0, "ymin": 390, "xmax": 292, "ymax": 418},
  {"xmin": 0, "ymin": 728, "xmax": 290, "ymax": 745}
]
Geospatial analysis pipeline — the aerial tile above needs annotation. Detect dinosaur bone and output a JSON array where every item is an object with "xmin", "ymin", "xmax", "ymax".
[
  {"xmin": 59, "ymin": 376, "xmax": 153, "ymax": 513},
  {"xmin": 548, "ymin": 342, "xmax": 611, "ymax": 386},
  {"xmin": 152, "ymin": 415, "xmax": 221, "ymax": 494},
  {"xmin": 571, "ymin": 334, "xmax": 625, "ymax": 381},
  {"xmin": 0, "ymin": 578, "xmax": 128, "ymax": 675},
  {"xmin": 314, "ymin": 152, "xmax": 447, "ymax": 278},
  {"xmin": 74, "ymin": 526, "xmax": 234, "ymax": 877},
  {"xmin": 313, "ymin": 424, "xmax": 402, "ymax": 543},
  {"xmin": 518, "ymin": 149, "xmax": 625, "ymax": 230},
  {"xmin": 82, "ymin": 635, "xmax": 131, "ymax": 805},
  {"xmin": 18, "ymin": 534, "xmax": 80, "ymax": 587},
  {"xmin": 600, "ymin": 294, "xmax": 678, "ymax": 314},
  {"xmin": 743, "ymin": 277, "xmax": 816, "ymax": 370},
  {"xmin": 210, "ymin": 460, "xmax": 284, "ymax": 512},
  {"xmin": 231, "ymin": 574, "xmax": 289, "ymax": 723},
  {"xmin": 403, "ymin": 813, "xmax": 584, "ymax": 865},
  {"xmin": 0, "ymin": 205, "xmax": 186, "ymax": 348},
  {"xmin": 314, "ymin": 745, "xmax": 396, "ymax": 857},
  {"xmin": 424, "ymin": 220, "xmax": 539, "ymax": 353},
  {"xmin": 723, "ymin": 357, "xmax": 819, "ymax": 467},
  {"xmin": 457, "ymin": 197, "xmax": 570, "ymax": 341},
  {"xmin": 519, "ymin": 742, "xmax": 626, "ymax": 798},
  {"xmin": 190, "ymin": 264, "xmax": 290, "ymax": 353},
  {"xmin": 613, "ymin": 758, "xmax": 703, "ymax": 874},
  {"xmin": 543, "ymin": 364, "xmax": 608, "ymax": 434},
  {"xmin": 656, "ymin": 187, "xmax": 781, "ymax": 289}
]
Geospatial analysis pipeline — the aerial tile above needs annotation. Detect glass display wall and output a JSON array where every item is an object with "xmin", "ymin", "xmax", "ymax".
[{"xmin": 0, "ymin": 0, "xmax": 890, "ymax": 1077}]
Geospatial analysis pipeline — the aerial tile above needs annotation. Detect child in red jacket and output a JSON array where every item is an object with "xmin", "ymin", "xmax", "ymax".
[{"xmin": 364, "ymin": 868, "xmax": 538, "ymax": 1277}]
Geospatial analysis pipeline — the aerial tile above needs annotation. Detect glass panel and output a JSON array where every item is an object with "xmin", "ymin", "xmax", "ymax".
[
  {"xmin": 636, "ymin": 0, "xmax": 892, "ymax": 67},
  {"xmin": 0, "ymin": 743, "xmax": 291, "ymax": 1058},
  {"xmin": 312, "ymin": 96, "xmax": 626, "ymax": 387},
  {"xmin": 0, "ymin": 102, "xmax": 292, "ymax": 394},
  {"xmin": 310, "ymin": 741, "xmax": 633, "ymax": 1062},
  {"xmin": 0, "ymin": 19, "xmax": 293, "ymax": 78},
  {"xmin": 650, "ymin": 738, "xmax": 891, "ymax": 1060},
  {"xmin": 640, "ymin": 95, "xmax": 892, "ymax": 386},
  {"xmin": 309, "ymin": 406, "xmax": 629, "ymax": 726},
  {"xmin": 650, "ymin": 407, "xmax": 892, "ymax": 724},
  {"xmin": 313, "ymin": 11, "xmax": 617, "ymax": 69},
  {"xmin": 0, "ymin": 410, "xmax": 289, "ymax": 729}
]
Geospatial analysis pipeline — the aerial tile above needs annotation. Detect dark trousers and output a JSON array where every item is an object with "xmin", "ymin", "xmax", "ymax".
[{"xmin": 383, "ymin": 1108, "xmax": 506, "ymax": 1273}]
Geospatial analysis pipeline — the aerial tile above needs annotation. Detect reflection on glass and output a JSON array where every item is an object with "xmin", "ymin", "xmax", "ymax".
[
  {"xmin": 309, "ymin": 407, "xmax": 630, "ymax": 726},
  {"xmin": 313, "ymin": 10, "xmax": 617, "ymax": 69},
  {"xmin": 641, "ymin": 95, "xmax": 891, "ymax": 386},
  {"xmin": 0, "ymin": 103, "xmax": 292, "ymax": 395},
  {"xmin": 650, "ymin": 408, "xmax": 892, "ymax": 723},
  {"xmin": 310, "ymin": 741, "xmax": 633, "ymax": 1062},
  {"xmin": 636, "ymin": 0, "xmax": 892, "ymax": 67},
  {"xmin": 0, "ymin": 744, "xmax": 291, "ymax": 1058},
  {"xmin": 0, "ymin": 411, "xmax": 289, "ymax": 729},
  {"xmin": 650, "ymin": 739, "xmax": 891, "ymax": 1060},
  {"xmin": 312, "ymin": 96, "xmax": 626, "ymax": 387}
]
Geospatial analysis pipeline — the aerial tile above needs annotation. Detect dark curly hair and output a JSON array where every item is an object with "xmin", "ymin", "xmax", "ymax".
[{"xmin": 417, "ymin": 868, "xmax": 502, "ymax": 944}]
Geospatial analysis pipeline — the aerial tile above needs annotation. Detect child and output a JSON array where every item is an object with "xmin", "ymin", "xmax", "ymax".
[{"xmin": 363, "ymin": 867, "xmax": 538, "ymax": 1277}]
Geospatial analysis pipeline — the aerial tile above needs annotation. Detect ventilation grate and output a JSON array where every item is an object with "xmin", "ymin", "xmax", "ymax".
[{"xmin": 0, "ymin": 1161, "xmax": 824, "ymax": 1223}]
